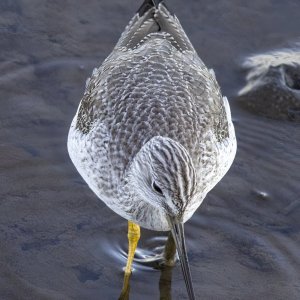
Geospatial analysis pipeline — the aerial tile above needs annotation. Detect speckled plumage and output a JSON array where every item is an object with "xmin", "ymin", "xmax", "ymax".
[{"xmin": 68, "ymin": 2, "xmax": 236, "ymax": 231}]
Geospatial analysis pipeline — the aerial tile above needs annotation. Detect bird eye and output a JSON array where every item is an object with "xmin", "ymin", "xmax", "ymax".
[{"xmin": 152, "ymin": 181, "xmax": 163, "ymax": 195}]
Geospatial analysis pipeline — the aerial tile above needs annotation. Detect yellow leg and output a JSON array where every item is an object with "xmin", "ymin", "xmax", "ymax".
[
  {"xmin": 125, "ymin": 221, "xmax": 140, "ymax": 274},
  {"xmin": 119, "ymin": 221, "xmax": 140, "ymax": 300},
  {"xmin": 163, "ymin": 232, "xmax": 176, "ymax": 267}
]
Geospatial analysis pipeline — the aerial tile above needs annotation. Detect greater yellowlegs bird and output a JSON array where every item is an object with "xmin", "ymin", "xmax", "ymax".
[{"xmin": 68, "ymin": 0, "xmax": 236, "ymax": 298}]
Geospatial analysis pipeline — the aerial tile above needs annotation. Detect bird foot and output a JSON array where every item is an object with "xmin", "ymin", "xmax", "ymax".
[{"xmin": 134, "ymin": 252, "xmax": 177, "ymax": 270}]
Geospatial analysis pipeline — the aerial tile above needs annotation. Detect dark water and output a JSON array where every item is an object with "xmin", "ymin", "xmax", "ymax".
[{"xmin": 1, "ymin": 0, "xmax": 300, "ymax": 299}]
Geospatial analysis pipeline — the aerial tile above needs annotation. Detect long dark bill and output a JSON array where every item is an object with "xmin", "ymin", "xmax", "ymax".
[{"xmin": 169, "ymin": 218, "xmax": 196, "ymax": 300}]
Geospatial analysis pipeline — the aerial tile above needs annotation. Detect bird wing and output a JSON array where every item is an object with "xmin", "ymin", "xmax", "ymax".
[
  {"xmin": 75, "ymin": 0, "xmax": 232, "ymax": 174},
  {"xmin": 76, "ymin": 0, "xmax": 205, "ymax": 136}
]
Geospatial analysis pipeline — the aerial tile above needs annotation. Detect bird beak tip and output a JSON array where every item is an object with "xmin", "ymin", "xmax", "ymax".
[{"xmin": 167, "ymin": 216, "xmax": 196, "ymax": 300}]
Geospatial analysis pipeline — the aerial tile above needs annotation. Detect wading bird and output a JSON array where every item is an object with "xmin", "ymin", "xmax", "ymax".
[{"xmin": 68, "ymin": 0, "xmax": 237, "ymax": 298}]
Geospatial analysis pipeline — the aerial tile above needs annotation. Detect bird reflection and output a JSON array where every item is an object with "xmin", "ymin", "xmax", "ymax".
[
  {"xmin": 119, "ymin": 233, "xmax": 176, "ymax": 300},
  {"xmin": 118, "ymin": 272, "xmax": 131, "ymax": 300},
  {"xmin": 158, "ymin": 265, "xmax": 173, "ymax": 300}
]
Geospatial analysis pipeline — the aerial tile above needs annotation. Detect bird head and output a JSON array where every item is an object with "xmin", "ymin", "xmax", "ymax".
[
  {"xmin": 127, "ymin": 136, "xmax": 197, "ymax": 300},
  {"xmin": 127, "ymin": 136, "xmax": 197, "ymax": 221}
]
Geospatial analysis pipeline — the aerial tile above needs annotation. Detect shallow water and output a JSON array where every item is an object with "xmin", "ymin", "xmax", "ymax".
[{"xmin": 1, "ymin": 0, "xmax": 300, "ymax": 299}]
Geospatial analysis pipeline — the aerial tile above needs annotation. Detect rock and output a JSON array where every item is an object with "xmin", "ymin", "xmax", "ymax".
[{"xmin": 237, "ymin": 47, "xmax": 300, "ymax": 122}]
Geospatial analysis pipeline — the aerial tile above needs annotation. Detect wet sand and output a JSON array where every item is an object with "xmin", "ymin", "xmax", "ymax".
[{"xmin": 1, "ymin": 0, "xmax": 300, "ymax": 299}]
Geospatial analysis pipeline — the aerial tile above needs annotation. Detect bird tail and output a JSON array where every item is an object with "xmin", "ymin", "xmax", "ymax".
[
  {"xmin": 115, "ymin": 0, "xmax": 195, "ymax": 53},
  {"xmin": 137, "ymin": 0, "xmax": 167, "ymax": 16}
]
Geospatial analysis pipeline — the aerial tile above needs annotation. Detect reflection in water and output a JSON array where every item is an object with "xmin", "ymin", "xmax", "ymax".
[
  {"xmin": 159, "ymin": 265, "xmax": 173, "ymax": 300},
  {"xmin": 119, "ymin": 233, "xmax": 176, "ymax": 300},
  {"xmin": 119, "ymin": 273, "xmax": 131, "ymax": 300},
  {"xmin": 118, "ymin": 266, "xmax": 174, "ymax": 300}
]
